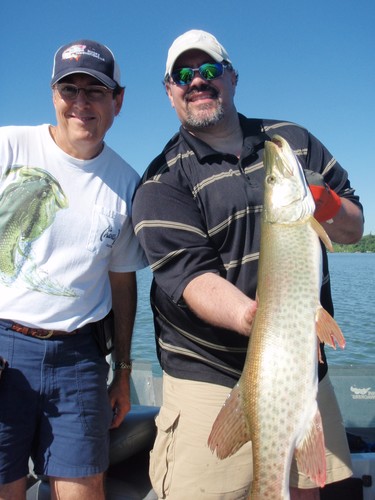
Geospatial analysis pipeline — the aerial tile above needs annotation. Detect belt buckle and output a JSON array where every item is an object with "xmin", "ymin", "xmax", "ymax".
[{"xmin": 34, "ymin": 330, "xmax": 54, "ymax": 339}]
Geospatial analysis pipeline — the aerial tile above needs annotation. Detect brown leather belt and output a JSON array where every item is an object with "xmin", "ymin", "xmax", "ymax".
[{"xmin": 9, "ymin": 322, "xmax": 77, "ymax": 339}]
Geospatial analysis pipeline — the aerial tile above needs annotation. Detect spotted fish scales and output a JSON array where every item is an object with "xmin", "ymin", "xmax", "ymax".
[{"xmin": 208, "ymin": 135, "xmax": 345, "ymax": 499}]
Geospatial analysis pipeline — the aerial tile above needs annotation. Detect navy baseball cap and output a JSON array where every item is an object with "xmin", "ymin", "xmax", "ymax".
[{"xmin": 51, "ymin": 39, "xmax": 121, "ymax": 89}]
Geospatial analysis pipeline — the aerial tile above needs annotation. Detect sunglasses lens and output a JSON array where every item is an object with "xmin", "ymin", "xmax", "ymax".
[
  {"xmin": 199, "ymin": 63, "xmax": 223, "ymax": 80},
  {"xmin": 172, "ymin": 68, "xmax": 194, "ymax": 85},
  {"xmin": 171, "ymin": 63, "xmax": 224, "ymax": 86}
]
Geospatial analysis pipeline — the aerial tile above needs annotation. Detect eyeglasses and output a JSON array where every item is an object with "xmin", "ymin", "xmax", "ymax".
[
  {"xmin": 54, "ymin": 83, "xmax": 113, "ymax": 102},
  {"xmin": 170, "ymin": 62, "xmax": 228, "ymax": 86}
]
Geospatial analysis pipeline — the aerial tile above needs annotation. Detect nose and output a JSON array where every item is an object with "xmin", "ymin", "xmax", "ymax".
[
  {"xmin": 74, "ymin": 88, "xmax": 90, "ymax": 102},
  {"xmin": 189, "ymin": 69, "xmax": 206, "ymax": 84}
]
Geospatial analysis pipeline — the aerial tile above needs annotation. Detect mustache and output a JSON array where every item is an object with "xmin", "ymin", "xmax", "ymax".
[{"xmin": 185, "ymin": 84, "xmax": 219, "ymax": 99}]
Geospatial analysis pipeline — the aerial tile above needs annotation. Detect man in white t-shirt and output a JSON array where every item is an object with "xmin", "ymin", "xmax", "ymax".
[{"xmin": 0, "ymin": 39, "xmax": 147, "ymax": 499}]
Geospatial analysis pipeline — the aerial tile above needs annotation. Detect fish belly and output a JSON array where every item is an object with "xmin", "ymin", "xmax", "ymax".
[{"xmin": 243, "ymin": 221, "xmax": 322, "ymax": 499}]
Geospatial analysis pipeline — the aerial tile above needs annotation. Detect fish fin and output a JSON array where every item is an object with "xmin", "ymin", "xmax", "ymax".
[
  {"xmin": 317, "ymin": 339, "xmax": 324, "ymax": 364},
  {"xmin": 310, "ymin": 216, "xmax": 333, "ymax": 252},
  {"xmin": 316, "ymin": 306, "xmax": 346, "ymax": 349},
  {"xmin": 295, "ymin": 408, "xmax": 326, "ymax": 488},
  {"xmin": 207, "ymin": 383, "xmax": 251, "ymax": 459}
]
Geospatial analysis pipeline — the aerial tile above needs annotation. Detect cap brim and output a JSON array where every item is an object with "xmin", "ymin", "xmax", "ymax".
[
  {"xmin": 165, "ymin": 46, "xmax": 230, "ymax": 78},
  {"xmin": 51, "ymin": 69, "xmax": 117, "ymax": 89}
]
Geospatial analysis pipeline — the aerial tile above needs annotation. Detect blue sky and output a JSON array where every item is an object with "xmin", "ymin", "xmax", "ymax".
[{"xmin": 1, "ymin": 0, "xmax": 374, "ymax": 234}]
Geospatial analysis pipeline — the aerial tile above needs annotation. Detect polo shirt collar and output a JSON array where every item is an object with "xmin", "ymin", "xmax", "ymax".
[{"xmin": 179, "ymin": 114, "xmax": 269, "ymax": 162}]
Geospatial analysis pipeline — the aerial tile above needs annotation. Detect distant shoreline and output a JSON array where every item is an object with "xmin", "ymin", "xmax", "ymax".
[{"xmin": 332, "ymin": 234, "xmax": 374, "ymax": 253}]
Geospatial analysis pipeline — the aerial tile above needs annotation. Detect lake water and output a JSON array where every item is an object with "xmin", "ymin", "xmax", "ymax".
[
  {"xmin": 132, "ymin": 253, "xmax": 375, "ymax": 374},
  {"xmin": 325, "ymin": 252, "xmax": 374, "ymax": 366}
]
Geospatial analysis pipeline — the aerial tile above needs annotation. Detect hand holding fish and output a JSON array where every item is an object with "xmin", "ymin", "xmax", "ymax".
[
  {"xmin": 304, "ymin": 169, "xmax": 342, "ymax": 223},
  {"xmin": 305, "ymin": 169, "xmax": 363, "ymax": 243},
  {"xmin": 239, "ymin": 299, "xmax": 258, "ymax": 337}
]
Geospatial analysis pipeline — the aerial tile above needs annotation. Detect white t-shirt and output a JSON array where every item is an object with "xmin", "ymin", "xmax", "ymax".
[{"xmin": 0, "ymin": 124, "xmax": 147, "ymax": 330}]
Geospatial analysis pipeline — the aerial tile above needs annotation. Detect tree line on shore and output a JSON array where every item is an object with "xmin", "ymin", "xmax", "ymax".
[{"xmin": 332, "ymin": 234, "xmax": 375, "ymax": 253}]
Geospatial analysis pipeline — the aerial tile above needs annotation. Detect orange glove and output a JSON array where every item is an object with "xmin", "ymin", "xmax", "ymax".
[{"xmin": 304, "ymin": 170, "xmax": 342, "ymax": 222}]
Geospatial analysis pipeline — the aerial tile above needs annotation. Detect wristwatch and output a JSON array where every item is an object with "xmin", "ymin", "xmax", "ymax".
[{"xmin": 112, "ymin": 361, "xmax": 132, "ymax": 371}]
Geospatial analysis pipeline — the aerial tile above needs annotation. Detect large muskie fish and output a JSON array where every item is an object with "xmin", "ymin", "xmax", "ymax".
[{"xmin": 208, "ymin": 135, "xmax": 345, "ymax": 499}]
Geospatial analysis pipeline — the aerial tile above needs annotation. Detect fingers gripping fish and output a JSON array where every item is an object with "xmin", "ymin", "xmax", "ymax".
[{"xmin": 208, "ymin": 136, "xmax": 345, "ymax": 499}]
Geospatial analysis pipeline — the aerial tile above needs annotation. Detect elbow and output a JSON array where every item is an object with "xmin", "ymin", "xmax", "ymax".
[
  {"xmin": 349, "ymin": 211, "xmax": 365, "ymax": 243},
  {"xmin": 333, "ymin": 201, "xmax": 365, "ymax": 244},
  {"xmin": 338, "ymin": 216, "xmax": 364, "ymax": 244},
  {"xmin": 346, "ymin": 224, "xmax": 364, "ymax": 244}
]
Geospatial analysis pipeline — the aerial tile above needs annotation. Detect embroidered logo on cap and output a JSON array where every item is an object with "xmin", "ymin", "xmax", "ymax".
[{"xmin": 62, "ymin": 44, "xmax": 106, "ymax": 63}]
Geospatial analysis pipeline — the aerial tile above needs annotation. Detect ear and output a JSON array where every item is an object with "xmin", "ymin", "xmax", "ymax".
[
  {"xmin": 114, "ymin": 88, "xmax": 125, "ymax": 116},
  {"xmin": 52, "ymin": 88, "xmax": 58, "ymax": 108},
  {"xmin": 230, "ymin": 70, "xmax": 238, "ymax": 97},
  {"xmin": 165, "ymin": 83, "xmax": 176, "ymax": 109}
]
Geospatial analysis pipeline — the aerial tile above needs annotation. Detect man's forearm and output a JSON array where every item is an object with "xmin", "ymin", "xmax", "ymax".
[
  {"xmin": 109, "ymin": 271, "xmax": 137, "ymax": 363},
  {"xmin": 183, "ymin": 272, "xmax": 257, "ymax": 337}
]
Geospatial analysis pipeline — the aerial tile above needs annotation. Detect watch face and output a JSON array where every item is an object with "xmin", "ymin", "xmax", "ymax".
[{"xmin": 112, "ymin": 361, "xmax": 132, "ymax": 371}]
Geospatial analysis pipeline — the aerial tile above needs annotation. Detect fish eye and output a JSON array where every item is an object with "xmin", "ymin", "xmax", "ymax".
[{"xmin": 266, "ymin": 174, "xmax": 276, "ymax": 185}]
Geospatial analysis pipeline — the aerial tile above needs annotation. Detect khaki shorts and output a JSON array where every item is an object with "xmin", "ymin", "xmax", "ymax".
[{"xmin": 149, "ymin": 372, "xmax": 352, "ymax": 499}]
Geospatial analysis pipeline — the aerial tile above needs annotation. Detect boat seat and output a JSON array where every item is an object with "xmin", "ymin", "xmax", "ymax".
[{"xmin": 110, "ymin": 404, "xmax": 159, "ymax": 465}]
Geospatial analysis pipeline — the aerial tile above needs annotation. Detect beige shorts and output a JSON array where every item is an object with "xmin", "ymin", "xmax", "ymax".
[{"xmin": 149, "ymin": 372, "xmax": 352, "ymax": 499}]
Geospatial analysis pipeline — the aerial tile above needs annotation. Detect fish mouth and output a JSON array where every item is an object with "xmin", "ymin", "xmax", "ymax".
[{"xmin": 265, "ymin": 137, "xmax": 294, "ymax": 178}]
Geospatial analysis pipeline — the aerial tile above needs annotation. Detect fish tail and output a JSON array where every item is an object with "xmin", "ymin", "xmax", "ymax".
[{"xmin": 295, "ymin": 408, "xmax": 327, "ymax": 488}]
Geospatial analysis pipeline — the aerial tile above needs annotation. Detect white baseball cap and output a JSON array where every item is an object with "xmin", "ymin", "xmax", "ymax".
[{"xmin": 165, "ymin": 30, "xmax": 232, "ymax": 78}]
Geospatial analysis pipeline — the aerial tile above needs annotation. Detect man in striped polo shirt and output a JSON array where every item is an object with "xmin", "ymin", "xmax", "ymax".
[{"xmin": 133, "ymin": 29, "xmax": 364, "ymax": 499}]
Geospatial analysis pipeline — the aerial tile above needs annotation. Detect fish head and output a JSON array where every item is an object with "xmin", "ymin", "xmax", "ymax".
[{"xmin": 263, "ymin": 135, "xmax": 315, "ymax": 224}]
